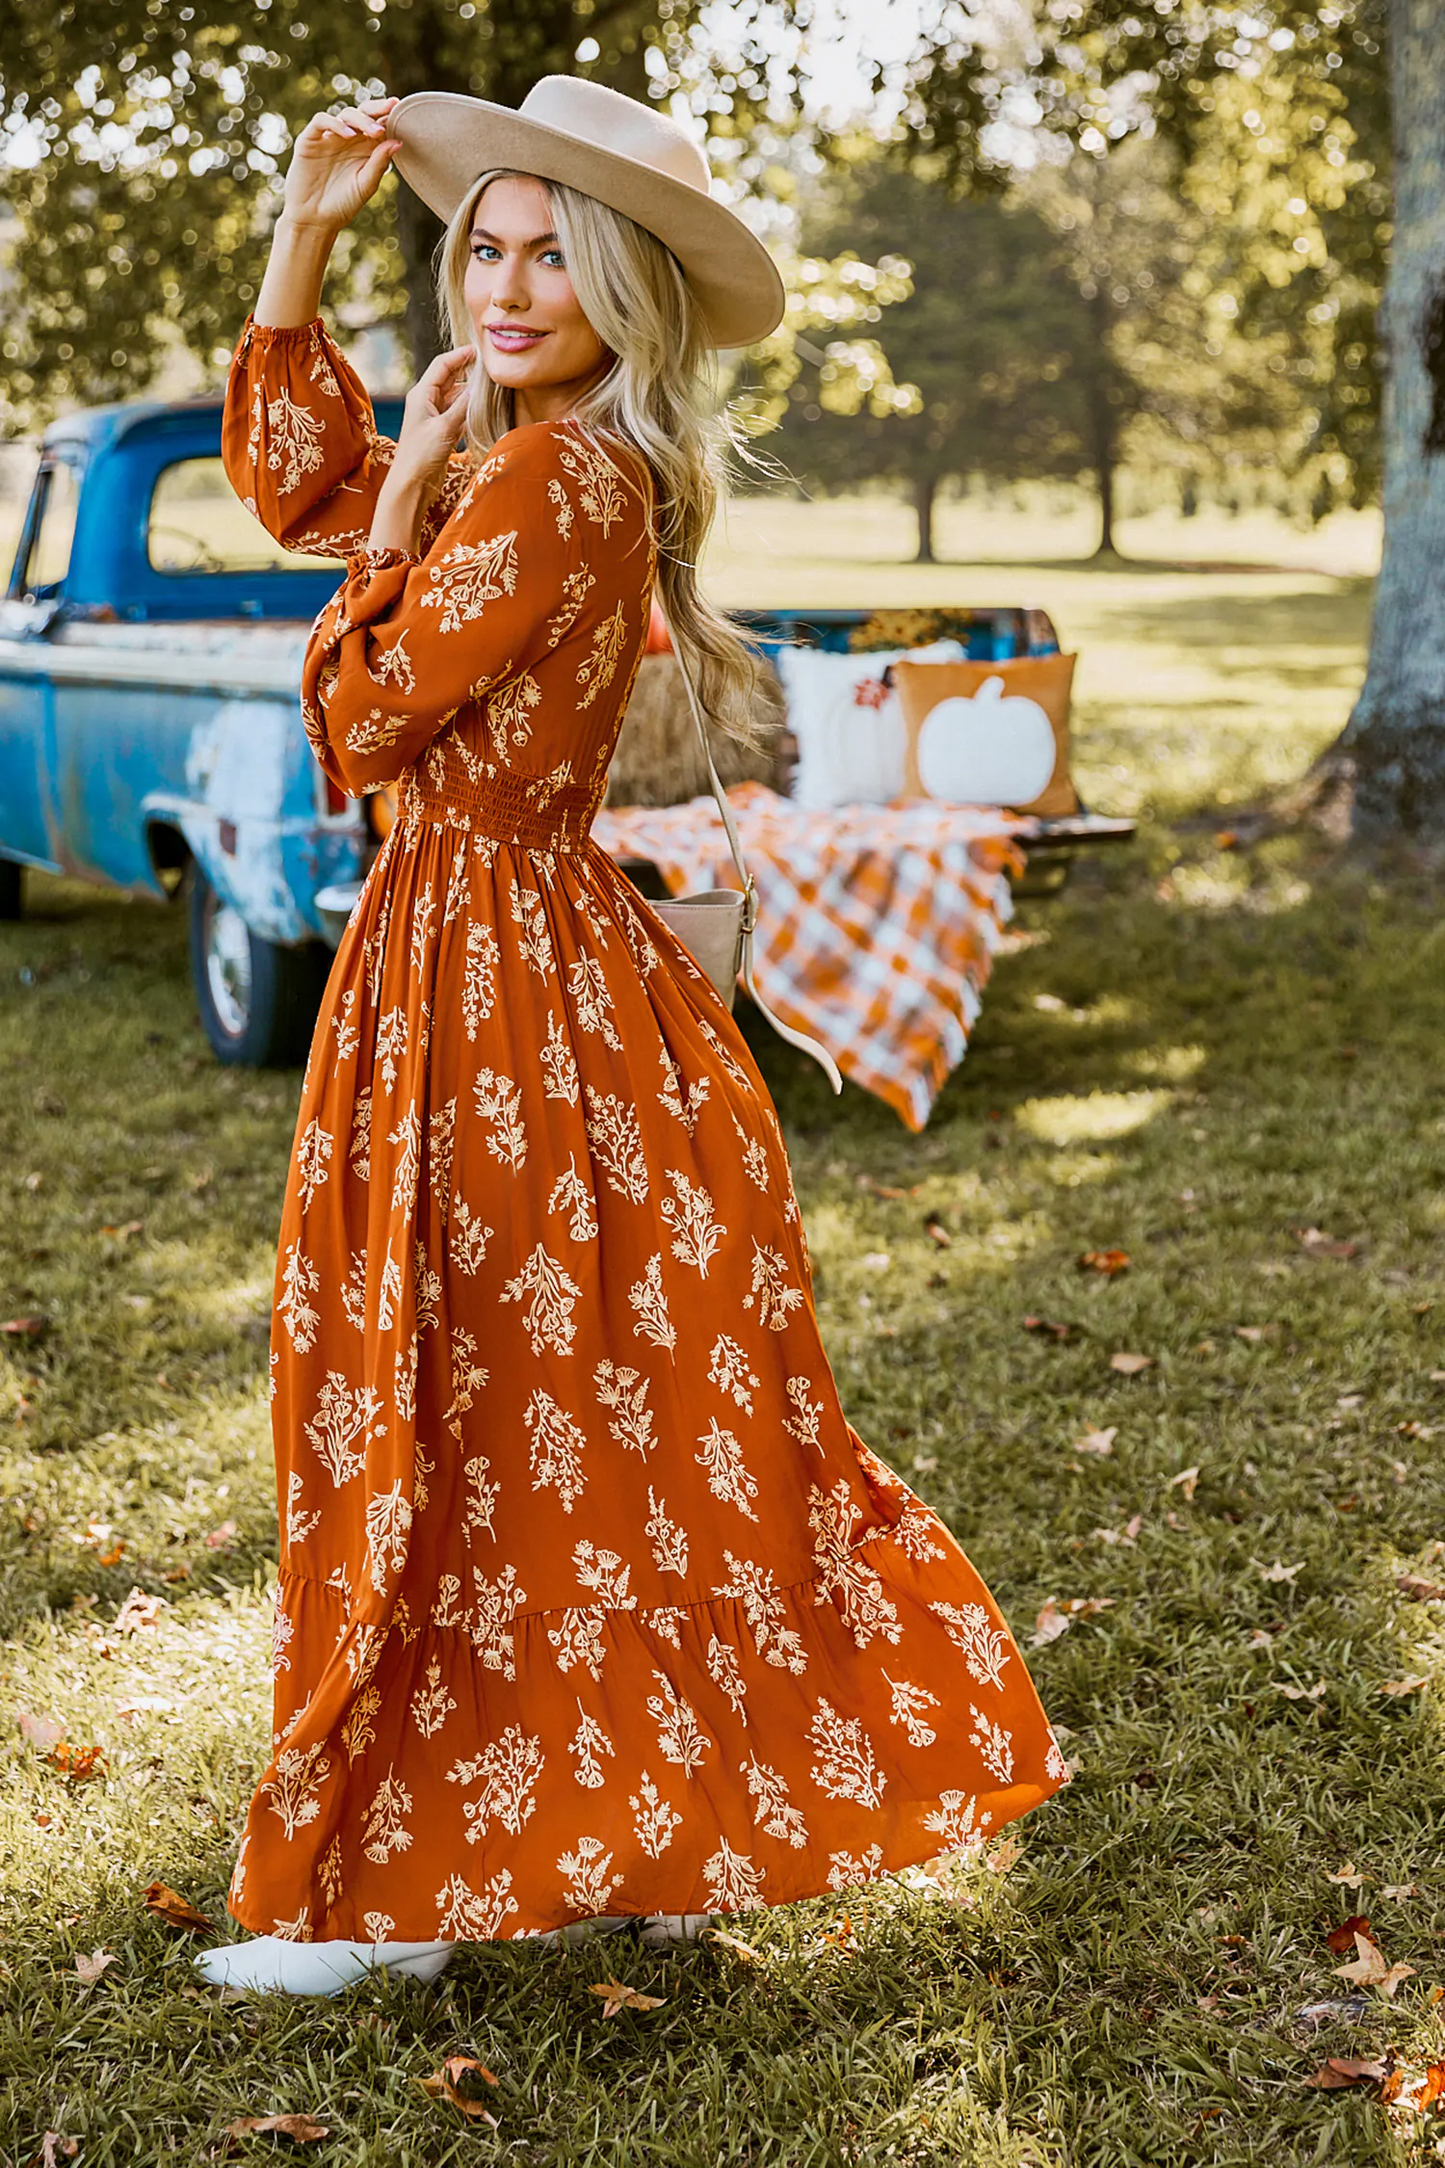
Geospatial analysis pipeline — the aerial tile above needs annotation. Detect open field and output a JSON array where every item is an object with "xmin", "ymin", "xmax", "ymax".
[
  {"xmin": 0, "ymin": 462, "xmax": 1384, "ymax": 596},
  {"xmin": 5, "ymin": 529, "xmax": 1445, "ymax": 2167}
]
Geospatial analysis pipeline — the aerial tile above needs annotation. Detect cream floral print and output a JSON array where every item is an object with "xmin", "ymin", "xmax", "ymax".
[{"xmin": 215, "ymin": 312, "xmax": 1067, "ymax": 1943}]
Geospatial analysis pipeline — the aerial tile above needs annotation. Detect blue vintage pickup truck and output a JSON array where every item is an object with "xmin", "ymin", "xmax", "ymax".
[{"xmin": 0, "ymin": 395, "xmax": 1126, "ymax": 1065}]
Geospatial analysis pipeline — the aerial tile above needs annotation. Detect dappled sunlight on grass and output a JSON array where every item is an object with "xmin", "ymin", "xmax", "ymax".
[
  {"xmin": 1040, "ymin": 1150, "xmax": 1121, "ymax": 1190},
  {"xmin": 1013, "ymin": 1088, "xmax": 1174, "ymax": 1146},
  {"xmin": 1120, "ymin": 1043, "xmax": 1207, "ymax": 1086},
  {"xmin": 3, "ymin": 1589, "xmax": 271, "ymax": 1898}
]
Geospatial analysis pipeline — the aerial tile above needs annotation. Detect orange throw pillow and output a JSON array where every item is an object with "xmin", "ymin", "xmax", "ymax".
[{"xmin": 893, "ymin": 654, "xmax": 1079, "ymax": 818}]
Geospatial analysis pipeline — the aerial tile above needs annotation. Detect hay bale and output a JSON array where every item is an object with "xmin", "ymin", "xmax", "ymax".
[{"xmin": 605, "ymin": 653, "xmax": 790, "ymax": 808}]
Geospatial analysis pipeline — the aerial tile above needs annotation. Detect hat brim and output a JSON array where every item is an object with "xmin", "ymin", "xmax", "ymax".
[{"xmin": 390, "ymin": 91, "xmax": 785, "ymax": 350}]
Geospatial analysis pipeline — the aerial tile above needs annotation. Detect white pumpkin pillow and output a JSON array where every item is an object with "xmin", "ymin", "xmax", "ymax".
[
  {"xmin": 892, "ymin": 654, "xmax": 1079, "ymax": 818},
  {"xmin": 773, "ymin": 641, "xmax": 964, "ymax": 809}
]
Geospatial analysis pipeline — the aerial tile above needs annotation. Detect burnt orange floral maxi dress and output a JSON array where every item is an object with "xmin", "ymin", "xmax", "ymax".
[{"xmin": 220, "ymin": 316, "xmax": 1067, "ymax": 1943}]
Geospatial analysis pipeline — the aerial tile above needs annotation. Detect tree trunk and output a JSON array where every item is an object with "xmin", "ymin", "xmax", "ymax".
[
  {"xmin": 375, "ymin": 0, "xmax": 469, "ymax": 377},
  {"xmin": 1338, "ymin": 0, "xmax": 1445, "ymax": 835},
  {"xmin": 1086, "ymin": 287, "xmax": 1119, "ymax": 556},
  {"xmin": 913, "ymin": 471, "xmax": 938, "ymax": 563},
  {"xmin": 391, "ymin": 179, "xmax": 448, "ymax": 379},
  {"xmin": 1094, "ymin": 436, "xmax": 1117, "ymax": 555}
]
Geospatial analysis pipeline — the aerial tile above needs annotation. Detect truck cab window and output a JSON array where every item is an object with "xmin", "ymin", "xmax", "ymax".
[
  {"xmin": 25, "ymin": 460, "xmax": 81, "ymax": 595},
  {"xmin": 148, "ymin": 457, "xmax": 342, "ymax": 575}
]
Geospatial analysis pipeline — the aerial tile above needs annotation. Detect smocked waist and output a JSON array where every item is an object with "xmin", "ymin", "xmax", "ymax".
[{"xmin": 395, "ymin": 766, "xmax": 600, "ymax": 851}]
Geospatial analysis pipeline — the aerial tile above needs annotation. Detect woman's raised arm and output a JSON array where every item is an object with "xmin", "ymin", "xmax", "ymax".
[{"xmin": 222, "ymin": 99, "xmax": 419, "ymax": 555}]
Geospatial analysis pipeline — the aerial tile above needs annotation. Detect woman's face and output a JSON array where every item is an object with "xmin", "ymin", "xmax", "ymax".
[{"xmin": 464, "ymin": 174, "xmax": 610, "ymax": 424}]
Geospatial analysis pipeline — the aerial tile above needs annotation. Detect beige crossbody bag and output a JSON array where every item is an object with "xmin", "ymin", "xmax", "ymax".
[{"xmin": 649, "ymin": 622, "xmax": 843, "ymax": 1096}]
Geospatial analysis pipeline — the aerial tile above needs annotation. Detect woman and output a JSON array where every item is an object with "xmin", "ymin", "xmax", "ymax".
[{"xmin": 202, "ymin": 76, "xmax": 1067, "ymax": 1995}]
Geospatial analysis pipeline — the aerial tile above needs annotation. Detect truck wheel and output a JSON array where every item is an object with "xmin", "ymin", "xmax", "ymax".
[
  {"xmin": 187, "ymin": 867, "xmax": 326, "ymax": 1067},
  {"xmin": 0, "ymin": 859, "xmax": 23, "ymax": 920}
]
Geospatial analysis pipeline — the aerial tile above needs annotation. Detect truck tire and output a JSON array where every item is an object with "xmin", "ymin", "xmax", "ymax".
[
  {"xmin": 0, "ymin": 859, "xmax": 23, "ymax": 920},
  {"xmin": 187, "ymin": 866, "xmax": 326, "ymax": 1067}
]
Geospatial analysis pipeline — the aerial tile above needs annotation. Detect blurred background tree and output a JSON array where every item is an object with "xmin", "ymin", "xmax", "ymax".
[
  {"xmin": 757, "ymin": 133, "xmax": 1310, "ymax": 563},
  {"xmin": 766, "ymin": 163, "xmax": 1088, "ymax": 563},
  {"xmin": 900, "ymin": 1, "xmax": 1445, "ymax": 836},
  {"xmin": 905, "ymin": 0, "xmax": 1388, "ymax": 512},
  {"xmin": 0, "ymin": 0, "xmax": 807, "ymax": 429}
]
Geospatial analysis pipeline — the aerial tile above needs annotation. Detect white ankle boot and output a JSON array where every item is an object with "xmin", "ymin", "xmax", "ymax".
[
  {"xmin": 531, "ymin": 1915, "xmax": 632, "ymax": 1949},
  {"xmin": 639, "ymin": 1913, "xmax": 716, "ymax": 1947},
  {"xmin": 196, "ymin": 1934, "xmax": 453, "ymax": 1996}
]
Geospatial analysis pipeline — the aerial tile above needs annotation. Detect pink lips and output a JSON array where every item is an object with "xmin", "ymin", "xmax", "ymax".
[{"xmin": 487, "ymin": 325, "xmax": 548, "ymax": 350}]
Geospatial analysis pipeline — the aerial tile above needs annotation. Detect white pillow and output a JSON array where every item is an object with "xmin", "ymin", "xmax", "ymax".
[{"xmin": 776, "ymin": 641, "xmax": 964, "ymax": 809}]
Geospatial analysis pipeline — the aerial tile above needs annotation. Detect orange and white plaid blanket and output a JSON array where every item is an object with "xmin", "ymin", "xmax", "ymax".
[{"xmin": 592, "ymin": 781, "xmax": 1026, "ymax": 1132}]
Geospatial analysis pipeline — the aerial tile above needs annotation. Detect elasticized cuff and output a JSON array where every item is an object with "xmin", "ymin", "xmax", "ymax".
[
  {"xmin": 344, "ymin": 546, "xmax": 422, "ymax": 576},
  {"xmin": 233, "ymin": 314, "xmax": 328, "ymax": 357}
]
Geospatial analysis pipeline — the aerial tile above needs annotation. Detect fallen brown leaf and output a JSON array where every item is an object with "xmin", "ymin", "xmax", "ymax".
[
  {"xmin": 39, "ymin": 2138, "xmax": 79, "ymax": 2167},
  {"xmin": 922, "ymin": 1213, "xmax": 952, "ymax": 1248},
  {"xmin": 1419, "ymin": 2062, "xmax": 1445, "ymax": 2112},
  {"xmin": 222, "ymin": 2114, "xmax": 329, "ymax": 2143},
  {"xmin": 1296, "ymin": 1226, "xmax": 1361, "ymax": 1261},
  {"xmin": 1334, "ymin": 1929, "xmax": 1416, "ymax": 1996},
  {"xmin": 1254, "ymin": 1559, "xmax": 1305, "ymax": 1584},
  {"xmin": 1109, "ymin": 1351, "xmax": 1153, "ymax": 1376},
  {"xmin": 1327, "ymin": 1915, "xmax": 1373, "ymax": 1955},
  {"xmin": 74, "ymin": 1946, "xmax": 118, "ymax": 1989},
  {"xmin": 1093, "ymin": 1515, "xmax": 1143, "ymax": 1547},
  {"xmin": 99, "ymin": 1220, "xmax": 144, "ymax": 1241},
  {"xmin": 1074, "ymin": 1426, "xmax": 1117, "ymax": 1456},
  {"xmin": 420, "ymin": 2056, "xmax": 499, "ymax": 2123},
  {"xmin": 51, "ymin": 1742, "xmax": 107, "ymax": 1784},
  {"xmin": 1171, "ymin": 1466, "xmax": 1201, "ymax": 1500},
  {"xmin": 95, "ymin": 1542, "xmax": 125, "ymax": 1567},
  {"xmin": 114, "ymin": 1588, "xmax": 167, "ymax": 1636},
  {"xmin": 1023, "ymin": 1314, "xmax": 1076, "ymax": 1341},
  {"xmin": 703, "ymin": 1927, "xmax": 765, "ymax": 1962},
  {"xmin": 589, "ymin": 1976, "xmax": 666, "ymax": 2018},
  {"xmin": 1030, "ymin": 1599, "xmax": 1072, "ymax": 1646},
  {"xmin": 143, "ymin": 1880, "xmax": 213, "ymax": 1934},
  {"xmin": 1327, "ymin": 1863, "xmax": 1366, "ymax": 1887},
  {"xmin": 1030, "ymin": 1595, "xmax": 1115, "ymax": 1646},
  {"xmin": 1234, "ymin": 1324, "xmax": 1272, "ymax": 1343},
  {"xmin": 1303, "ymin": 2057, "xmax": 1388, "ymax": 2091},
  {"xmin": 205, "ymin": 1520, "xmax": 239, "ymax": 1550},
  {"xmin": 1079, "ymin": 1249, "xmax": 1130, "ymax": 1277},
  {"xmin": 1380, "ymin": 1676, "xmax": 1430, "ymax": 1697},
  {"xmin": 819, "ymin": 1911, "xmax": 857, "ymax": 1952},
  {"xmin": 1397, "ymin": 1575, "xmax": 1445, "ymax": 1603},
  {"xmin": 1, "ymin": 1315, "xmax": 47, "ymax": 1341},
  {"xmin": 1277, "ymin": 1679, "xmax": 1327, "ymax": 1702}
]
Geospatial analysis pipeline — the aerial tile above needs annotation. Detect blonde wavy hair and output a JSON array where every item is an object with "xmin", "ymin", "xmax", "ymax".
[{"xmin": 437, "ymin": 169, "xmax": 764, "ymax": 743}]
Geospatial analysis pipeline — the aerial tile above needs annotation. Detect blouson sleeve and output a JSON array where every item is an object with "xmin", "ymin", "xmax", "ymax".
[
  {"xmin": 299, "ymin": 422, "xmax": 585, "ymax": 797},
  {"xmin": 221, "ymin": 316, "xmax": 468, "ymax": 558}
]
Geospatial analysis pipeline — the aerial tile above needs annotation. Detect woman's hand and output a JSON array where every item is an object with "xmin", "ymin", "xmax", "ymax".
[
  {"xmin": 283, "ymin": 97, "xmax": 401, "ymax": 234},
  {"xmin": 367, "ymin": 347, "xmax": 476, "ymax": 552}
]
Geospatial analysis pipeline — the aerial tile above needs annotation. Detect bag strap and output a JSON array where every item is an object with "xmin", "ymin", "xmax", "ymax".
[{"xmin": 661, "ymin": 610, "xmax": 844, "ymax": 1097}]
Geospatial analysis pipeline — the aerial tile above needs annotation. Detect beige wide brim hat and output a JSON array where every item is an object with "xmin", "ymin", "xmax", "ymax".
[{"xmin": 391, "ymin": 76, "xmax": 785, "ymax": 351}]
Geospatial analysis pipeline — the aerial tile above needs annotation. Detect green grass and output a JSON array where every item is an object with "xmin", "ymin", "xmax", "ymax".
[{"xmin": 4, "ymin": 538, "xmax": 1445, "ymax": 2167}]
